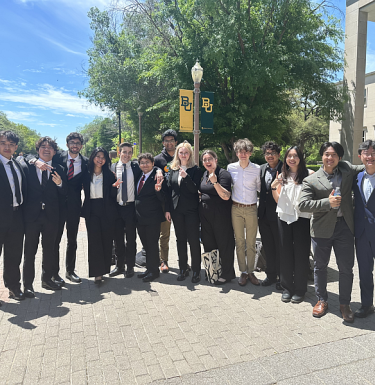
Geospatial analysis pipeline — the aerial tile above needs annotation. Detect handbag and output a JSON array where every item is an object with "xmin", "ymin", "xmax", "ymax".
[{"xmin": 202, "ymin": 249, "xmax": 222, "ymax": 284}]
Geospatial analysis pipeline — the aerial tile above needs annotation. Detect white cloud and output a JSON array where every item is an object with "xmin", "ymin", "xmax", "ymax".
[
  {"xmin": 3, "ymin": 110, "xmax": 38, "ymax": 122},
  {"xmin": 23, "ymin": 69, "xmax": 43, "ymax": 73},
  {"xmin": 36, "ymin": 122, "xmax": 57, "ymax": 127},
  {"xmin": 53, "ymin": 67, "xmax": 81, "ymax": 76},
  {"xmin": 0, "ymin": 79, "xmax": 13, "ymax": 84},
  {"xmin": 39, "ymin": 35, "xmax": 86, "ymax": 56},
  {"xmin": 66, "ymin": 113, "xmax": 78, "ymax": 117}
]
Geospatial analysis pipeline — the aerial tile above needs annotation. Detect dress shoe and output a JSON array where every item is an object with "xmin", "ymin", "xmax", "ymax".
[
  {"xmin": 138, "ymin": 270, "xmax": 149, "ymax": 279},
  {"xmin": 281, "ymin": 291, "xmax": 291, "ymax": 303},
  {"xmin": 42, "ymin": 279, "xmax": 62, "ymax": 291},
  {"xmin": 291, "ymin": 294, "xmax": 304, "ymax": 304},
  {"xmin": 312, "ymin": 300, "xmax": 328, "ymax": 318},
  {"xmin": 261, "ymin": 277, "xmax": 277, "ymax": 286},
  {"xmin": 191, "ymin": 271, "xmax": 201, "ymax": 283},
  {"xmin": 177, "ymin": 269, "xmax": 189, "ymax": 281},
  {"xmin": 9, "ymin": 288, "xmax": 25, "ymax": 301},
  {"xmin": 160, "ymin": 261, "xmax": 169, "ymax": 273},
  {"xmin": 354, "ymin": 305, "xmax": 375, "ymax": 318},
  {"xmin": 24, "ymin": 286, "xmax": 35, "ymax": 298},
  {"xmin": 340, "ymin": 304, "xmax": 354, "ymax": 323},
  {"xmin": 109, "ymin": 266, "xmax": 125, "ymax": 277},
  {"xmin": 52, "ymin": 275, "xmax": 65, "ymax": 286},
  {"xmin": 238, "ymin": 273, "xmax": 248, "ymax": 286},
  {"xmin": 126, "ymin": 267, "xmax": 135, "ymax": 278},
  {"xmin": 142, "ymin": 272, "xmax": 159, "ymax": 282},
  {"xmin": 248, "ymin": 272, "xmax": 260, "ymax": 286},
  {"xmin": 66, "ymin": 271, "xmax": 82, "ymax": 283}
]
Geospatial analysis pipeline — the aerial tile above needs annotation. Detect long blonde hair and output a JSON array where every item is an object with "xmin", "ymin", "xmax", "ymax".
[{"xmin": 170, "ymin": 142, "xmax": 195, "ymax": 170}]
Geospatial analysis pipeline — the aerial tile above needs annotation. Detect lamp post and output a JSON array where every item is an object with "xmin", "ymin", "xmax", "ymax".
[
  {"xmin": 137, "ymin": 106, "xmax": 143, "ymax": 154},
  {"xmin": 117, "ymin": 110, "xmax": 121, "ymax": 146},
  {"xmin": 191, "ymin": 60, "xmax": 203, "ymax": 165}
]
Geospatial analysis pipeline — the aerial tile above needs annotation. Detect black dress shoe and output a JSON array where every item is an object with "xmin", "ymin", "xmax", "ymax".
[
  {"xmin": 42, "ymin": 279, "xmax": 62, "ymax": 291},
  {"xmin": 355, "ymin": 305, "xmax": 375, "ymax": 318},
  {"xmin": 177, "ymin": 269, "xmax": 189, "ymax": 281},
  {"xmin": 66, "ymin": 271, "xmax": 82, "ymax": 283},
  {"xmin": 109, "ymin": 266, "xmax": 125, "ymax": 277},
  {"xmin": 126, "ymin": 267, "xmax": 135, "ymax": 278},
  {"xmin": 24, "ymin": 286, "xmax": 35, "ymax": 298},
  {"xmin": 142, "ymin": 272, "xmax": 159, "ymax": 282},
  {"xmin": 191, "ymin": 271, "xmax": 201, "ymax": 283},
  {"xmin": 52, "ymin": 275, "xmax": 65, "ymax": 286},
  {"xmin": 281, "ymin": 291, "xmax": 291, "ymax": 303},
  {"xmin": 9, "ymin": 288, "xmax": 25, "ymax": 301},
  {"xmin": 261, "ymin": 277, "xmax": 277, "ymax": 286},
  {"xmin": 291, "ymin": 294, "xmax": 304, "ymax": 304},
  {"xmin": 138, "ymin": 270, "xmax": 149, "ymax": 279}
]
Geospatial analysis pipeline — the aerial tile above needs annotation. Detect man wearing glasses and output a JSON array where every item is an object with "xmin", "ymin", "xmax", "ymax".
[{"xmin": 258, "ymin": 141, "xmax": 283, "ymax": 289}]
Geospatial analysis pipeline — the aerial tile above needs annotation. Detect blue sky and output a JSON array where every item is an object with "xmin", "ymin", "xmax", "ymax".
[{"xmin": 0, "ymin": 0, "xmax": 374, "ymax": 148}]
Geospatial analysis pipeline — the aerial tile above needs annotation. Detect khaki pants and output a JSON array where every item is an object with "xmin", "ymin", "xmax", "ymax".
[
  {"xmin": 159, "ymin": 220, "xmax": 171, "ymax": 262},
  {"xmin": 231, "ymin": 204, "xmax": 258, "ymax": 273}
]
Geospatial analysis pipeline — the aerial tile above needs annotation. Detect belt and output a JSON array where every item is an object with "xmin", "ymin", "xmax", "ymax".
[
  {"xmin": 120, "ymin": 201, "xmax": 135, "ymax": 206},
  {"xmin": 232, "ymin": 201, "xmax": 257, "ymax": 208}
]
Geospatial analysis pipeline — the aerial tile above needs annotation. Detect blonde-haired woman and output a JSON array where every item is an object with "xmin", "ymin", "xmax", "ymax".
[{"xmin": 165, "ymin": 142, "xmax": 203, "ymax": 283}]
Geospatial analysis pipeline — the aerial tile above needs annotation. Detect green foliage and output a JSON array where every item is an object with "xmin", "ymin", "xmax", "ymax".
[{"xmin": 306, "ymin": 164, "xmax": 321, "ymax": 172}]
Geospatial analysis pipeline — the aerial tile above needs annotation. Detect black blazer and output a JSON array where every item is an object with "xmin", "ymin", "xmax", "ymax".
[
  {"xmin": 135, "ymin": 167, "xmax": 166, "ymax": 226},
  {"xmin": 111, "ymin": 161, "xmax": 142, "ymax": 186},
  {"xmin": 165, "ymin": 166, "xmax": 202, "ymax": 212},
  {"xmin": 23, "ymin": 161, "xmax": 67, "ymax": 224},
  {"xmin": 258, "ymin": 161, "xmax": 283, "ymax": 221},
  {"xmin": 81, "ymin": 170, "xmax": 119, "ymax": 221},
  {"xmin": 0, "ymin": 157, "xmax": 28, "ymax": 230}
]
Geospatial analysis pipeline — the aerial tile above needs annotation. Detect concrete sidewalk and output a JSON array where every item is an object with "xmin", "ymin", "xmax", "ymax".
[{"xmin": 1, "ymin": 221, "xmax": 374, "ymax": 384}]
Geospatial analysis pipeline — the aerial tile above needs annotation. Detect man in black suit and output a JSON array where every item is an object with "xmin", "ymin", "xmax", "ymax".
[
  {"xmin": 23, "ymin": 137, "xmax": 67, "ymax": 296},
  {"xmin": 0, "ymin": 130, "xmax": 27, "ymax": 302},
  {"xmin": 136, "ymin": 153, "xmax": 166, "ymax": 282},
  {"xmin": 29, "ymin": 132, "xmax": 88, "ymax": 284},
  {"xmin": 258, "ymin": 141, "xmax": 283, "ymax": 289},
  {"xmin": 110, "ymin": 142, "xmax": 142, "ymax": 278}
]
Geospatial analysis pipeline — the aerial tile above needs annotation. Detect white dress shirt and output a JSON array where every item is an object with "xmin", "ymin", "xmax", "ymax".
[
  {"xmin": 0, "ymin": 153, "xmax": 23, "ymax": 206},
  {"xmin": 116, "ymin": 161, "xmax": 135, "ymax": 204},
  {"xmin": 90, "ymin": 173, "xmax": 104, "ymax": 199},
  {"xmin": 67, "ymin": 153, "xmax": 82, "ymax": 177},
  {"xmin": 362, "ymin": 171, "xmax": 375, "ymax": 202},
  {"xmin": 227, "ymin": 161, "xmax": 260, "ymax": 204},
  {"xmin": 137, "ymin": 170, "xmax": 153, "ymax": 192}
]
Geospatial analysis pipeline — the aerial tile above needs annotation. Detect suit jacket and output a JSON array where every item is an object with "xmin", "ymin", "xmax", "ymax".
[
  {"xmin": 0, "ymin": 157, "xmax": 28, "ymax": 230},
  {"xmin": 23, "ymin": 161, "xmax": 67, "ymax": 225},
  {"xmin": 165, "ymin": 166, "xmax": 202, "ymax": 213},
  {"xmin": 258, "ymin": 161, "xmax": 283, "ymax": 221},
  {"xmin": 135, "ymin": 167, "xmax": 166, "ymax": 226},
  {"xmin": 353, "ymin": 170, "xmax": 375, "ymax": 239},
  {"xmin": 298, "ymin": 161, "xmax": 364, "ymax": 238}
]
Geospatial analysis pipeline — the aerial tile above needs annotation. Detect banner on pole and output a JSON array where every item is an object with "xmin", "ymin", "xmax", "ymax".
[
  {"xmin": 201, "ymin": 92, "xmax": 214, "ymax": 133},
  {"xmin": 179, "ymin": 89, "xmax": 193, "ymax": 132}
]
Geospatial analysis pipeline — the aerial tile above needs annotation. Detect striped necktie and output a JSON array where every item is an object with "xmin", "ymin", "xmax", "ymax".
[
  {"xmin": 137, "ymin": 175, "xmax": 145, "ymax": 195},
  {"xmin": 67, "ymin": 159, "xmax": 75, "ymax": 180}
]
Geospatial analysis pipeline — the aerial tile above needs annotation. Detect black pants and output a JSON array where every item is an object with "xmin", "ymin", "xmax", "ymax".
[
  {"xmin": 86, "ymin": 199, "xmax": 114, "ymax": 277},
  {"xmin": 23, "ymin": 211, "xmax": 58, "ymax": 286},
  {"xmin": 114, "ymin": 203, "xmax": 137, "ymax": 269},
  {"xmin": 199, "ymin": 203, "xmax": 235, "ymax": 281},
  {"xmin": 172, "ymin": 207, "xmax": 201, "ymax": 272},
  {"xmin": 0, "ymin": 208, "xmax": 23, "ymax": 290},
  {"xmin": 137, "ymin": 223, "xmax": 161, "ymax": 275},
  {"xmin": 259, "ymin": 217, "xmax": 280, "ymax": 280},
  {"xmin": 278, "ymin": 217, "xmax": 311, "ymax": 296}
]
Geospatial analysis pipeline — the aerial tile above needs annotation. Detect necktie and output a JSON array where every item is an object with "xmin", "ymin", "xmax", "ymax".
[
  {"xmin": 8, "ymin": 160, "xmax": 22, "ymax": 205},
  {"xmin": 122, "ymin": 164, "xmax": 128, "ymax": 203},
  {"xmin": 67, "ymin": 159, "xmax": 75, "ymax": 180},
  {"xmin": 42, "ymin": 170, "xmax": 48, "ymax": 188},
  {"xmin": 137, "ymin": 175, "xmax": 145, "ymax": 195}
]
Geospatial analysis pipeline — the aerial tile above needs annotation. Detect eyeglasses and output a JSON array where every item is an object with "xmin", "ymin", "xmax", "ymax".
[
  {"xmin": 264, "ymin": 152, "xmax": 278, "ymax": 157},
  {"xmin": 140, "ymin": 161, "xmax": 152, "ymax": 166},
  {"xmin": 0, "ymin": 141, "xmax": 17, "ymax": 148},
  {"xmin": 202, "ymin": 157, "xmax": 215, "ymax": 163},
  {"xmin": 40, "ymin": 145, "xmax": 54, "ymax": 150},
  {"xmin": 163, "ymin": 139, "xmax": 176, "ymax": 144},
  {"xmin": 287, "ymin": 154, "xmax": 299, "ymax": 159},
  {"xmin": 68, "ymin": 141, "xmax": 82, "ymax": 146},
  {"xmin": 361, "ymin": 151, "xmax": 375, "ymax": 158}
]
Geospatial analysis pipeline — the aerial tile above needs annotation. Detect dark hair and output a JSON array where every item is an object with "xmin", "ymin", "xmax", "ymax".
[
  {"xmin": 0, "ymin": 130, "xmax": 20, "ymax": 144},
  {"xmin": 161, "ymin": 129, "xmax": 177, "ymax": 142},
  {"xmin": 234, "ymin": 138, "xmax": 254, "ymax": 153},
  {"xmin": 66, "ymin": 132, "xmax": 84, "ymax": 144},
  {"xmin": 282, "ymin": 146, "xmax": 308, "ymax": 184},
  {"xmin": 88, "ymin": 147, "xmax": 111, "ymax": 180},
  {"xmin": 138, "ymin": 153, "xmax": 154, "ymax": 163},
  {"xmin": 119, "ymin": 142, "xmax": 133, "ymax": 151},
  {"xmin": 36, "ymin": 136, "xmax": 58, "ymax": 152},
  {"xmin": 319, "ymin": 141, "xmax": 344, "ymax": 158},
  {"xmin": 201, "ymin": 149, "xmax": 218, "ymax": 161},
  {"xmin": 358, "ymin": 140, "xmax": 375, "ymax": 155},
  {"xmin": 262, "ymin": 141, "xmax": 281, "ymax": 154}
]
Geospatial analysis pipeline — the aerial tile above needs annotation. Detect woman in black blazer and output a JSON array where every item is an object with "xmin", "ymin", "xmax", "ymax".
[
  {"xmin": 81, "ymin": 147, "xmax": 121, "ymax": 283},
  {"xmin": 165, "ymin": 142, "xmax": 202, "ymax": 283}
]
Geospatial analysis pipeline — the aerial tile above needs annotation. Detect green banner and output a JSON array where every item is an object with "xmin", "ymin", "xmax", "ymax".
[{"xmin": 201, "ymin": 91, "xmax": 214, "ymax": 134}]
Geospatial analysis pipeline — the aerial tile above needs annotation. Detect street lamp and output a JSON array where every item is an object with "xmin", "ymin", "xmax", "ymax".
[
  {"xmin": 117, "ymin": 111, "xmax": 121, "ymax": 146},
  {"xmin": 191, "ymin": 60, "xmax": 203, "ymax": 165},
  {"xmin": 137, "ymin": 106, "xmax": 144, "ymax": 154}
]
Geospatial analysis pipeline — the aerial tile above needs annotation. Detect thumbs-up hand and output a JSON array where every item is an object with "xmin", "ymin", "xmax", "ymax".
[{"xmin": 329, "ymin": 189, "xmax": 341, "ymax": 208}]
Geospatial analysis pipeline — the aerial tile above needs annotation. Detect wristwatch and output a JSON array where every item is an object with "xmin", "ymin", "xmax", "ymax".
[
  {"xmin": 213, "ymin": 182, "xmax": 218, "ymax": 185},
  {"xmin": 271, "ymin": 187, "xmax": 277, "ymax": 190}
]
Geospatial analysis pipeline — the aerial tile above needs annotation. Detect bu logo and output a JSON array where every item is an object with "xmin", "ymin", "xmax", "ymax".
[
  {"xmin": 202, "ymin": 98, "xmax": 213, "ymax": 113},
  {"xmin": 181, "ymin": 96, "xmax": 192, "ymax": 111}
]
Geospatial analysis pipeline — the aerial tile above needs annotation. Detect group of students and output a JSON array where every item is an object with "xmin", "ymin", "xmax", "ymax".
[{"xmin": 0, "ymin": 128, "xmax": 374, "ymax": 324}]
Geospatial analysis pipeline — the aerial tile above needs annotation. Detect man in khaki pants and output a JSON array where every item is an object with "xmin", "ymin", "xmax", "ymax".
[{"xmin": 227, "ymin": 139, "xmax": 260, "ymax": 286}]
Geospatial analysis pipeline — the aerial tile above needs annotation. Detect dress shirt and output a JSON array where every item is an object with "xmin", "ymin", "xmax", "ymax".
[
  {"xmin": 137, "ymin": 170, "xmax": 153, "ymax": 192},
  {"xmin": 227, "ymin": 161, "xmax": 260, "ymax": 204},
  {"xmin": 322, "ymin": 166, "xmax": 343, "ymax": 217},
  {"xmin": 116, "ymin": 161, "xmax": 135, "ymax": 204},
  {"xmin": 67, "ymin": 153, "xmax": 82, "ymax": 177},
  {"xmin": 362, "ymin": 171, "xmax": 375, "ymax": 202},
  {"xmin": 0, "ymin": 153, "xmax": 23, "ymax": 206},
  {"xmin": 90, "ymin": 173, "xmax": 104, "ymax": 199},
  {"xmin": 265, "ymin": 161, "xmax": 281, "ymax": 190}
]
